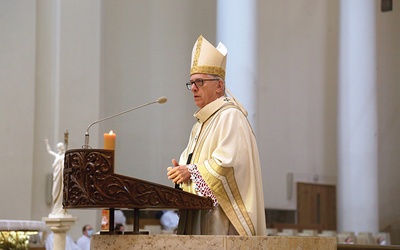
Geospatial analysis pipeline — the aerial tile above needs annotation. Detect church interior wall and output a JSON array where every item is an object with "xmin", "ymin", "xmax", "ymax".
[
  {"xmin": 32, "ymin": 0, "xmax": 103, "ymax": 239},
  {"xmin": 0, "ymin": 0, "xmax": 399, "ymax": 242},
  {"xmin": 0, "ymin": 0, "xmax": 36, "ymax": 221},
  {"xmin": 257, "ymin": 0, "xmax": 339, "ymax": 210},
  {"xmin": 375, "ymin": 0, "xmax": 400, "ymax": 233}
]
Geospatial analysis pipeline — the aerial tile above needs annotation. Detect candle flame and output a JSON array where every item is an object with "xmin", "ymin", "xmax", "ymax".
[{"xmin": 109, "ymin": 130, "xmax": 114, "ymax": 135}]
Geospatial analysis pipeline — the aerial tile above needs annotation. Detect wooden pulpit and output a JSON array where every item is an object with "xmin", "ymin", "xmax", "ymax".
[{"xmin": 62, "ymin": 149, "xmax": 212, "ymax": 234}]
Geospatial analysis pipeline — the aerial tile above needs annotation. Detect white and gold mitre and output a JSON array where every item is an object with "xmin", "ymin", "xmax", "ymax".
[{"xmin": 190, "ymin": 35, "xmax": 228, "ymax": 79}]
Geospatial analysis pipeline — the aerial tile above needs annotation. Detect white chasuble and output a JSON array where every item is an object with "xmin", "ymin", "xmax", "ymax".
[{"xmin": 180, "ymin": 97, "xmax": 267, "ymax": 236}]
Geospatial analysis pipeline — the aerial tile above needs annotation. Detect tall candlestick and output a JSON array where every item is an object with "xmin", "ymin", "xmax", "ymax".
[
  {"xmin": 104, "ymin": 130, "xmax": 116, "ymax": 150},
  {"xmin": 64, "ymin": 130, "xmax": 69, "ymax": 150}
]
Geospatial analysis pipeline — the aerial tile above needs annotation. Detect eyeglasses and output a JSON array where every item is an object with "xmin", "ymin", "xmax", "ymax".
[{"xmin": 186, "ymin": 78, "xmax": 219, "ymax": 90}]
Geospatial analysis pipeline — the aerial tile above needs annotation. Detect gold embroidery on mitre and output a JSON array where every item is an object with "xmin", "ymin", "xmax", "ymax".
[
  {"xmin": 190, "ymin": 35, "xmax": 227, "ymax": 80},
  {"xmin": 190, "ymin": 66, "xmax": 226, "ymax": 80},
  {"xmin": 192, "ymin": 36, "xmax": 203, "ymax": 68}
]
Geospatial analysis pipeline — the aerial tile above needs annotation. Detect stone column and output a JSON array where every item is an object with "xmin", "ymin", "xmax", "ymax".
[
  {"xmin": 43, "ymin": 217, "xmax": 77, "ymax": 250},
  {"xmin": 337, "ymin": 0, "xmax": 378, "ymax": 233},
  {"xmin": 217, "ymin": 0, "xmax": 257, "ymax": 132}
]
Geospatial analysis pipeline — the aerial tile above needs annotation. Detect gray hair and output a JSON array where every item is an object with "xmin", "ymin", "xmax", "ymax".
[{"xmin": 206, "ymin": 74, "xmax": 226, "ymax": 95}]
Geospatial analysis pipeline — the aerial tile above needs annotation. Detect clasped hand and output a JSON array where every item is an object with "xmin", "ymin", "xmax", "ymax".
[{"xmin": 167, "ymin": 159, "xmax": 191, "ymax": 184}]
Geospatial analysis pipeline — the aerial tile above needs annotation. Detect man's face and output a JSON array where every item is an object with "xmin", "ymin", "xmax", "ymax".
[
  {"xmin": 85, "ymin": 226, "xmax": 93, "ymax": 236},
  {"xmin": 189, "ymin": 74, "xmax": 223, "ymax": 109}
]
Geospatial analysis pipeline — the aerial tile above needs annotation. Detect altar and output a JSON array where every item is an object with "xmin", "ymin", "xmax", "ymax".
[
  {"xmin": 62, "ymin": 149, "xmax": 336, "ymax": 249},
  {"xmin": 0, "ymin": 220, "xmax": 47, "ymax": 249},
  {"xmin": 90, "ymin": 234, "xmax": 337, "ymax": 250}
]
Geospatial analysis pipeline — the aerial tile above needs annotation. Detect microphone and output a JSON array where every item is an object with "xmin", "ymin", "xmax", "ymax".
[{"xmin": 83, "ymin": 96, "xmax": 168, "ymax": 148}]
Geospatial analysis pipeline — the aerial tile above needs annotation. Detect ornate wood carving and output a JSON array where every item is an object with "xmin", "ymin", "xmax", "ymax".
[{"xmin": 63, "ymin": 149, "xmax": 213, "ymax": 210}]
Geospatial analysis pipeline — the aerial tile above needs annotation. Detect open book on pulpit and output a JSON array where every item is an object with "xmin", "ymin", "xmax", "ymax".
[{"xmin": 62, "ymin": 149, "xmax": 213, "ymax": 234}]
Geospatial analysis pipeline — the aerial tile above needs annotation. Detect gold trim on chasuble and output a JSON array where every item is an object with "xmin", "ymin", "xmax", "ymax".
[
  {"xmin": 193, "ymin": 106, "xmax": 256, "ymax": 236},
  {"xmin": 203, "ymin": 159, "xmax": 256, "ymax": 236}
]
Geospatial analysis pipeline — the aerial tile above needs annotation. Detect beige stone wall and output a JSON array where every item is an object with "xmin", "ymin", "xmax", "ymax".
[{"xmin": 91, "ymin": 235, "xmax": 336, "ymax": 250}]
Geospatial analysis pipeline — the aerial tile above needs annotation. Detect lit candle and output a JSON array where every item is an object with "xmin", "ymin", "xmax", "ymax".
[{"xmin": 104, "ymin": 130, "xmax": 116, "ymax": 150}]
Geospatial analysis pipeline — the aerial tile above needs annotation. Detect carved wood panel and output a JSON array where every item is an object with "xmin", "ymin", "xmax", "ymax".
[{"xmin": 63, "ymin": 149, "xmax": 212, "ymax": 210}]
